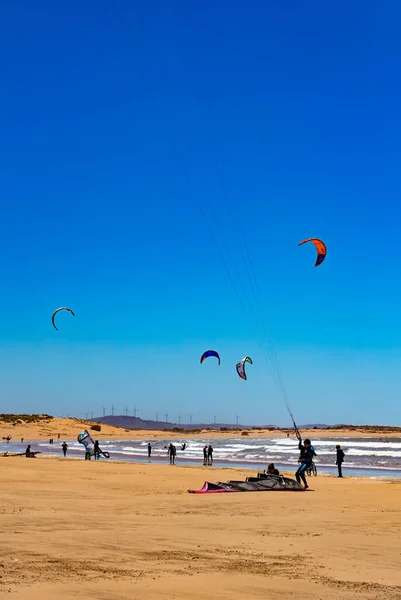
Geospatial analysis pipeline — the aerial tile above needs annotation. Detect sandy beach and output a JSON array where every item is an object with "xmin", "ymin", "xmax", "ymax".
[{"xmin": 1, "ymin": 454, "xmax": 401, "ymax": 599}]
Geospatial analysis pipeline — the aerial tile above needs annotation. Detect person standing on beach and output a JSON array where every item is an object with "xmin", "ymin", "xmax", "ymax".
[
  {"xmin": 207, "ymin": 444, "xmax": 213, "ymax": 466},
  {"xmin": 62, "ymin": 442, "xmax": 68, "ymax": 457},
  {"xmin": 295, "ymin": 439, "xmax": 315, "ymax": 489},
  {"xmin": 25, "ymin": 444, "xmax": 31, "ymax": 457},
  {"xmin": 336, "ymin": 444, "xmax": 345, "ymax": 478},
  {"xmin": 203, "ymin": 445, "xmax": 208, "ymax": 465},
  {"xmin": 148, "ymin": 443, "xmax": 152, "ymax": 458},
  {"xmin": 169, "ymin": 443, "xmax": 176, "ymax": 465},
  {"xmin": 94, "ymin": 440, "xmax": 100, "ymax": 460}
]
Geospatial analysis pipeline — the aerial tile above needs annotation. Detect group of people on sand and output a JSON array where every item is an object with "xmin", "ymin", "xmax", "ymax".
[
  {"xmin": 24, "ymin": 439, "xmax": 104, "ymax": 460},
  {"xmin": 293, "ymin": 438, "xmax": 345, "ymax": 489},
  {"xmin": 203, "ymin": 444, "xmax": 213, "ymax": 465},
  {"xmin": 84, "ymin": 440, "xmax": 101, "ymax": 460},
  {"xmin": 18, "ymin": 434, "xmax": 345, "ymax": 481},
  {"xmin": 147, "ymin": 442, "xmax": 187, "ymax": 463}
]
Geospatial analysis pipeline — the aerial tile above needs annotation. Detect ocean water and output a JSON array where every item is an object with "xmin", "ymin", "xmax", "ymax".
[{"xmin": 2, "ymin": 435, "xmax": 401, "ymax": 477}]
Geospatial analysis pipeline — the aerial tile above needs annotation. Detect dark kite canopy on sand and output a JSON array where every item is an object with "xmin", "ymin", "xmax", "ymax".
[{"xmin": 188, "ymin": 472, "xmax": 305, "ymax": 494}]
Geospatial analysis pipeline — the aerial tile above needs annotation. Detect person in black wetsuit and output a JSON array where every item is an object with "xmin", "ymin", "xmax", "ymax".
[
  {"xmin": 203, "ymin": 445, "xmax": 208, "ymax": 465},
  {"xmin": 62, "ymin": 442, "xmax": 68, "ymax": 457},
  {"xmin": 148, "ymin": 443, "xmax": 152, "ymax": 458},
  {"xmin": 207, "ymin": 444, "xmax": 213, "ymax": 465},
  {"xmin": 336, "ymin": 444, "xmax": 345, "ymax": 478},
  {"xmin": 94, "ymin": 440, "xmax": 100, "ymax": 460},
  {"xmin": 295, "ymin": 439, "xmax": 315, "ymax": 489},
  {"xmin": 169, "ymin": 443, "xmax": 176, "ymax": 465}
]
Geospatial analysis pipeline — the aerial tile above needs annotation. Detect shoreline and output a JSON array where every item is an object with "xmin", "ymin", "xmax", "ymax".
[{"xmin": 3, "ymin": 447, "xmax": 401, "ymax": 479}]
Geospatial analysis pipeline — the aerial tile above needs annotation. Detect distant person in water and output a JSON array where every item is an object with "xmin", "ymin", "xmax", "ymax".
[
  {"xmin": 58, "ymin": 433, "xmax": 60, "ymax": 440},
  {"xmin": 267, "ymin": 463, "xmax": 280, "ymax": 476},
  {"xmin": 207, "ymin": 444, "xmax": 213, "ymax": 466},
  {"xmin": 336, "ymin": 444, "xmax": 345, "ymax": 478},
  {"xmin": 203, "ymin": 445, "xmax": 208, "ymax": 465},
  {"xmin": 94, "ymin": 440, "xmax": 100, "ymax": 460},
  {"xmin": 62, "ymin": 442, "xmax": 68, "ymax": 457},
  {"xmin": 21, "ymin": 438, "xmax": 24, "ymax": 443},
  {"xmin": 148, "ymin": 443, "xmax": 152, "ymax": 458},
  {"xmin": 295, "ymin": 439, "xmax": 315, "ymax": 489}
]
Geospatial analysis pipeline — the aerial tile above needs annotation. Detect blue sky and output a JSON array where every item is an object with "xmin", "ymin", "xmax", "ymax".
[{"xmin": 0, "ymin": 0, "xmax": 400, "ymax": 425}]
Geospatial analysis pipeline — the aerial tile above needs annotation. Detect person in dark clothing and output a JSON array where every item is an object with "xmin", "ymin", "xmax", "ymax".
[
  {"xmin": 203, "ymin": 445, "xmax": 208, "ymax": 465},
  {"xmin": 169, "ymin": 444, "xmax": 176, "ymax": 465},
  {"xmin": 25, "ymin": 444, "xmax": 31, "ymax": 457},
  {"xmin": 62, "ymin": 442, "xmax": 68, "ymax": 457},
  {"xmin": 207, "ymin": 444, "xmax": 213, "ymax": 465},
  {"xmin": 295, "ymin": 439, "xmax": 315, "ymax": 489},
  {"xmin": 148, "ymin": 443, "xmax": 152, "ymax": 458},
  {"xmin": 94, "ymin": 440, "xmax": 100, "ymax": 460},
  {"xmin": 336, "ymin": 444, "xmax": 345, "ymax": 477},
  {"xmin": 267, "ymin": 463, "xmax": 280, "ymax": 476}
]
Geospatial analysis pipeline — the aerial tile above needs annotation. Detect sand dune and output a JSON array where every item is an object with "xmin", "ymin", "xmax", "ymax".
[
  {"xmin": 1, "ymin": 455, "xmax": 401, "ymax": 599},
  {"xmin": 1, "ymin": 416, "xmax": 400, "ymax": 442}
]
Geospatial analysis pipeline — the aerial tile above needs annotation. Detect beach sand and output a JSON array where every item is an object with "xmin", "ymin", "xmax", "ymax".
[
  {"xmin": 2, "ymin": 416, "xmax": 401, "ymax": 442},
  {"xmin": 1, "ymin": 456, "xmax": 401, "ymax": 599}
]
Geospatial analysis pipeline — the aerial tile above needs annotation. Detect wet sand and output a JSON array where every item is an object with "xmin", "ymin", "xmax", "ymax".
[{"xmin": 1, "ymin": 456, "xmax": 401, "ymax": 599}]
